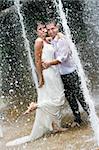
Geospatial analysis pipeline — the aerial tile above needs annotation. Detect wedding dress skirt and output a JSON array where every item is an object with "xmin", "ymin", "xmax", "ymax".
[{"xmin": 6, "ymin": 41, "xmax": 66, "ymax": 147}]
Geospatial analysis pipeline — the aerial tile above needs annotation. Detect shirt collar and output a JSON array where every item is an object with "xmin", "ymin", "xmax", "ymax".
[{"xmin": 51, "ymin": 35, "xmax": 59, "ymax": 45}]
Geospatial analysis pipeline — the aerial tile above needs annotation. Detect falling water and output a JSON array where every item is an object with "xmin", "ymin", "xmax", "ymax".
[
  {"xmin": 0, "ymin": 48, "xmax": 3, "ymax": 138},
  {"xmin": 0, "ymin": 128, "xmax": 3, "ymax": 138},
  {"xmin": 14, "ymin": 0, "xmax": 38, "ymax": 89},
  {"xmin": 0, "ymin": 51, "xmax": 2, "ymax": 98},
  {"xmin": 53, "ymin": 0, "xmax": 99, "ymax": 145}
]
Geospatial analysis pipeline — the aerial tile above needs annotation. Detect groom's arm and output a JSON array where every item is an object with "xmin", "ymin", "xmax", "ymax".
[
  {"xmin": 42, "ymin": 59, "xmax": 61, "ymax": 69},
  {"xmin": 42, "ymin": 37, "xmax": 70, "ymax": 69},
  {"xmin": 56, "ymin": 37, "xmax": 71, "ymax": 63}
]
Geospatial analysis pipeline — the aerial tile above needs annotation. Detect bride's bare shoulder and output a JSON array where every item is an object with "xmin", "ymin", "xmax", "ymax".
[
  {"xmin": 35, "ymin": 37, "xmax": 43, "ymax": 43},
  {"xmin": 34, "ymin": 38, "xmax": 43, "ymax": 47},
  {"xmin": 34, "ymin": 38, "xmax": 43, "ymax": 50}
]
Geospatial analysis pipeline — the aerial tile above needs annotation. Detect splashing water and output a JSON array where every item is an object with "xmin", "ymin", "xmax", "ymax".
[
  {"xmin": 0, "ymin": 50, "xmax": 3, "ymax": 137},
  {"xmin": 14, "ymin": 0, "xmax": 38, "ymax": 89},
  {"xmin": 0, "ymin": 125, "xmax": 3, "ymax": 138},
  {"xmin": 53, "ymin": 0, "xmax": 99, "ymax": 145}
]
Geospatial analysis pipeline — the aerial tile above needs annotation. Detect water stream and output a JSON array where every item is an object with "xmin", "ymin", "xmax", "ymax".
[
  {"xmin": 53, "ymin": 0, "xmax": 99, "ymax": 146},
  {"xmin": 14, "ymin": 0, "xmax": 38, "ymax": 90}
]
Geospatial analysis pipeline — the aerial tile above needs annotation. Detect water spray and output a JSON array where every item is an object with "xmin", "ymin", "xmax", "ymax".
[{"xmin": 53, "ymin": 0, "xmax": 99, "ymax": 145}]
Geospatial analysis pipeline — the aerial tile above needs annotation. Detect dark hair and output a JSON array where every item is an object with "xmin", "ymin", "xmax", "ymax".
[
  {"xmin": 34, "ymin": 21, "xmax": 46, "ymax": 31},
  {"xmin": 46, "ymin": 19, "xmax": 58, "ymax": 26}
]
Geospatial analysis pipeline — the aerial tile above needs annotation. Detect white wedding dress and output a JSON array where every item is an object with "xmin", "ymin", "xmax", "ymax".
[{"xmin": 6, "ymin": 41, "xmax": 66, "ymax": 147}]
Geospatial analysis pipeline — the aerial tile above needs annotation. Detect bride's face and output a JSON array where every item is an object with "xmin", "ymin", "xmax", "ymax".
[{"xmin": 37, "ymin": 24, "xmax": 47, "ymax": 39}]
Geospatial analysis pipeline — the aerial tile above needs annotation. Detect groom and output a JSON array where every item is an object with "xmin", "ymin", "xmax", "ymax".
[{"xmin": 42, "ymin": 20, "xmax": 90, "ymax": 127}]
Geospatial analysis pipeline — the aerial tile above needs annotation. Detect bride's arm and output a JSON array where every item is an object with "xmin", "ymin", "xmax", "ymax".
[{"xmin": 34, "ymin": 38, "xmax": 44, "ymax": 88}]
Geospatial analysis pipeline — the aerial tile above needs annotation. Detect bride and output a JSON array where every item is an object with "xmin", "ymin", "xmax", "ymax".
[{"xmin": 6, "ymin": 22, "xmax": 67, "ymax": 147}]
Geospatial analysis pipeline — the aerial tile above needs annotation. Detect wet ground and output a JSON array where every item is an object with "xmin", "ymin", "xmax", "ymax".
[{"xmin": 0, "ymin": 94, "xmax": 99, "ymax": 150}]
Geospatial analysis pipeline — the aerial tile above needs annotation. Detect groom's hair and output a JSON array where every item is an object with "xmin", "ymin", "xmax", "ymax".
[
  {"xmin": 46, "ymin": 19, "xmax": 58, "ymax": 26},
  {"xmin": 46, "ymin": 19, "xmax": 61, "ymax": 30}
]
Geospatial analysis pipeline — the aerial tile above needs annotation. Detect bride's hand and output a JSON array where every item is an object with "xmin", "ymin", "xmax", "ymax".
[{"xmin": 24, "ymin": 102, "xmax": 37, "ymax": 115}]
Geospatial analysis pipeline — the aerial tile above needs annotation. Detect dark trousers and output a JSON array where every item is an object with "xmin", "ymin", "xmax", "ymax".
[{"xmin": 61, "ymin": 71, "xmax": 89, "ymax": 123}]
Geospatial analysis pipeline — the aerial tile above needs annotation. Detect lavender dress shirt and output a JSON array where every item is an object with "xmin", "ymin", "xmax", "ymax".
[{"xmin": 51, "ymin": 35, "xmax": 76, "ymax": 75}]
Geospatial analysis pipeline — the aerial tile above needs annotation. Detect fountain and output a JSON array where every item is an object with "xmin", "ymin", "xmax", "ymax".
[
  {"xmin": 53, "ymin": 0, "xmax": 99, "ymax": 146},
  {"xmin": 14, "ymin": 0, "xmax": 38, "ymax": 89},
  {"xmin": 0, "ymin": 37, "xmax": 3, "ymax": 138},
  {"xmin": 0, "ymin": 0, "xmax": 99, "ymax": 149},
  {"xmin": 0, "ymin": 125, "xmax": 3, "ymax": 138}
]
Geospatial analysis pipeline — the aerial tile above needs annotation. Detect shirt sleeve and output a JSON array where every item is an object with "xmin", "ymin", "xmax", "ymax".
[{"xmin": 56, "ymin": 37, "xmax": 71, "ymax": 63}]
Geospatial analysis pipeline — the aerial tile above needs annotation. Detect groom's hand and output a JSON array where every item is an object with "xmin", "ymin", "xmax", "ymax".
[{"xmin": 42, "ymin": 61, "xmax": 51, "ymax": 69}]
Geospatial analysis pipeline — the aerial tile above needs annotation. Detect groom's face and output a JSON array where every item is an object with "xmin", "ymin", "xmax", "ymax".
[{"xmin": 46, "ymin": 23, "xmax": 58, "ymax": 39}]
